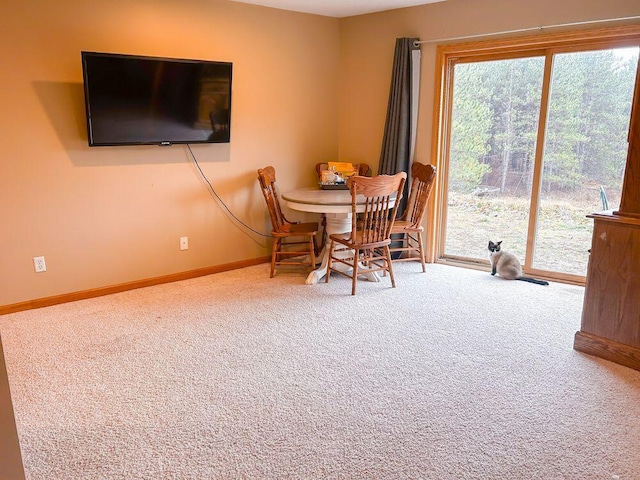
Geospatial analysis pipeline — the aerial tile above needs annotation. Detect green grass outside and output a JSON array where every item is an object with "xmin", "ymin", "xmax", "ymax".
[{"xmin": 444, "ymin": 192, "xmax": 599, "ymax": 276}]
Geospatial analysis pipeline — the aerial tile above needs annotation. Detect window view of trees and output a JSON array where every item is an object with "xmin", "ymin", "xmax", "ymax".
[
  {"xmin": 444, "ymin": 47, "xmax": 639, "ymax": 277},
  {"xmin": 450, "ymin": 56, "xmax": 544, "ymax": 196},
  {"xmin": 544, "ymin": 50, "xmax": 637, "ymax": 202}
]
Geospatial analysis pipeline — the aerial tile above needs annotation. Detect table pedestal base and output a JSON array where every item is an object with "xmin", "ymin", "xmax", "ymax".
[{"xmin": 305, "ymin": 213, "xmax": 379, "ymax": 285}]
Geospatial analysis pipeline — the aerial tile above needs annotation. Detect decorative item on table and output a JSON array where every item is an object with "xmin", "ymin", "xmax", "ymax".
[{"xmin": 319, "ymin": 162, "xmax": 357, "ymax": 190}]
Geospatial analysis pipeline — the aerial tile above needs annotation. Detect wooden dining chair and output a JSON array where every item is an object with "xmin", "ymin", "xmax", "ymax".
[
  {"xmin": 257, "ymin": 166, "xmax": 318, "ymax": 278},
  {"xmin": 389, "ymin": 162, "xmax": 436, "ymax": 272},
  {"xmin": 325, "ymin": 172, "xmax": 406, "ymax": 295}
]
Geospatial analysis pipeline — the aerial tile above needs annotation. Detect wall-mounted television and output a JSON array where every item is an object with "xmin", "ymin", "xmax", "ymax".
[{"xmin": 81, "ymin": 52, "xmax": 232, "ymax": 146}]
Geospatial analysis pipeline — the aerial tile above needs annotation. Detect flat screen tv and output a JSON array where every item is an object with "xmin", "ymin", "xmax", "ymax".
[{"xmin": 81, "ymin": 51, "xmax": 232, "ymax": 146}]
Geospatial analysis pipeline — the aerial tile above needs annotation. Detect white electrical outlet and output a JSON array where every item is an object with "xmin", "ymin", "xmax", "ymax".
[
  {"xmin": 33, "ymin": 256, "xmax": 46, "ymax": 273},
  {"xmin": 180, "ymin": 237, "xmax": 189, "ymax": 250}
]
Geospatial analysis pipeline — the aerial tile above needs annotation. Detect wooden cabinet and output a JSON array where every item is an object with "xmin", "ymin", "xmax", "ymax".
[
  {"xmin": 574, "ymin": 213, "xmax": 640, "ymax": 371},
  {"xmin": 573, "ymin": 61, "xmax": 640, "ymax": 371}
]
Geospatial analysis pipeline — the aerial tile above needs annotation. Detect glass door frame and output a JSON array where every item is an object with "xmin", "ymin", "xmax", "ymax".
[{"xmin": 428, "ymin": 25, "xmax": 640, "ymax": 285}]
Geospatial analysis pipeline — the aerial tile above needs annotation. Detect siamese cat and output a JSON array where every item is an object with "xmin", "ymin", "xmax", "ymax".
[{"xmin": 488, "ymin": 240, "xmax": 549, "ymax": 286}]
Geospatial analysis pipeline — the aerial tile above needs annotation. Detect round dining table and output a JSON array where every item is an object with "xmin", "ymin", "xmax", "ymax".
[{"xmin": 282, "ymin": 187, "xmax": 381, "ymax": 285}]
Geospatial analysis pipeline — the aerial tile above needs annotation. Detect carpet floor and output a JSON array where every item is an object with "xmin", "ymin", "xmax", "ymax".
[{"xmin": 1, "ymin": 262, "xmax": 639, "ymax": 479}]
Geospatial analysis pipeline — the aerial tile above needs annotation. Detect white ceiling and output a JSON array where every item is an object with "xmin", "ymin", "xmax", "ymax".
[{"xmin": 228, "ymin": 0, "xmax": 446, "ymax": 18}]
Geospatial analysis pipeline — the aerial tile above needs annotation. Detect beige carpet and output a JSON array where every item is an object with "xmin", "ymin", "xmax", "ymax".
[{"xmin": 1, "ymin": 263, "xmax": 639, "ymax": 479}]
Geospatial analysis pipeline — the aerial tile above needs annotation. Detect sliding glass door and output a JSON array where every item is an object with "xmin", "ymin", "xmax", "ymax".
[
  {"xmin": 444, "ymin": 56, "xmax": 544, "ymax": 264},
  {"xmin": 439, "ymin": 37, "xmax": 639, "ymax": 282},
  {"xmin": 533, "ymin": 48, "xmax": 638, "ymax": 276}
]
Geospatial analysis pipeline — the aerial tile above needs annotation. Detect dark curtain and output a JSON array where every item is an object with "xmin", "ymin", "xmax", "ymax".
[{"xmin": 379, "ymin": 37, "xmax": 420, "ymax": 214}]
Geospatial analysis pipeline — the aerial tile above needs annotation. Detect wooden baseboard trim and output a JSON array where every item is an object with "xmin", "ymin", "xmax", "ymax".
[
  {"xmin": 573, "ymin": 331, "xmax": 640, "ymax": 372},
  {"xmin": 0, "ymin": 257, "xmax": 270, "ymax": 316}
]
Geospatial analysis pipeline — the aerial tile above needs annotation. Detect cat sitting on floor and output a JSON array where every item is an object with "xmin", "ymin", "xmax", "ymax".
[{"xmin": 488, "ymin": 240, "xmax": 549, "ymax": 286}]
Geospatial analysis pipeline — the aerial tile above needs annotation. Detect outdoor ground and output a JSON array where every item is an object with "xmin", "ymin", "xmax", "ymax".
[{"xmin": 444, "ymin": 193, "xmax": 599, "ymax": 276}]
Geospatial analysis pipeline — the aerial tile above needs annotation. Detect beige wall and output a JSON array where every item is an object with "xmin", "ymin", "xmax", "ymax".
[
  {"xmin": 0, "ymin": 0, "xmax": 340, "ymax": 306},
  {"xmin": 2, "ymin": 0, "xmax": 639, "ymax": 307}
]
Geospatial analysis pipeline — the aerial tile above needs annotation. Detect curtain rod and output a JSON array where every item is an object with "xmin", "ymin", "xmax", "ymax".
[{"xmin": 414, "ymin": 15, "xmax": 640, "ymax": 46}]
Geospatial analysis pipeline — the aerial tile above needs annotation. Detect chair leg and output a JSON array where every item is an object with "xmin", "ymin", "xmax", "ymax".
[
  {"xmin": 309, "ymin": 236, "xmax": 316, "ymax": 270},
  {"xmin": 351, "ymin": 248, "xmax": 359, "ymax": 295},
  {"xmin": 385, "ymin": 245, "xmax": 397, "ymax": 288},
  {"xmin": 417, "ymin": 231, "xmax": 426, "ymax": 272},
  {"xmin": 319, "ymin": 215, "xmax": 327, "ymax": 253},
  {"xmin": 270, "ymin": 238, "xmax": 280, "ymax": 278},
  {"xmin": 383, "ymin": 246, "xmax": 389, "ymax": 277},
  {"xmin": 325, "ymin": 240, "xmax": 334, "ymax": 283}
]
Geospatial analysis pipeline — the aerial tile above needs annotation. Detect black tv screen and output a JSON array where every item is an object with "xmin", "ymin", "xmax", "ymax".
[{"xmin": 81, "ymin": 52, "xmax": 232, "ymax": 146}]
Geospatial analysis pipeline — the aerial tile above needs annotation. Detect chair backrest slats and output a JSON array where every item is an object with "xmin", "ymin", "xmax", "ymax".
[
  {"xmin": 347, "ymin": 173, "xmax": 407, "ymax": 244},
  {"xmin": 404, "ymin": 162, "xmax": 437, "ymax": 228},
  {"xmin": 257, "ymin": 166, "xmax": 287, "ymax": 233}
]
